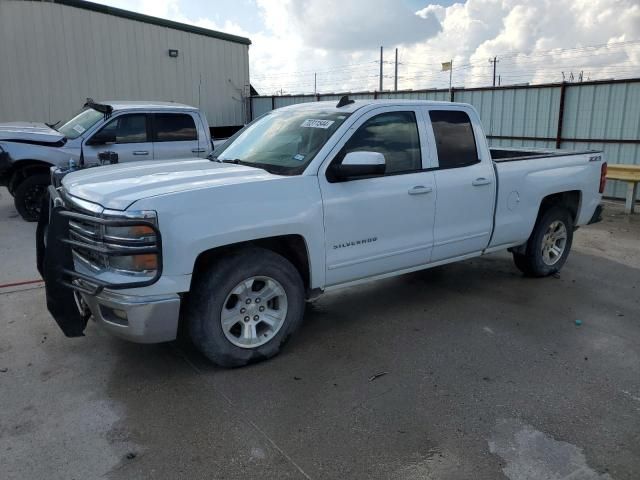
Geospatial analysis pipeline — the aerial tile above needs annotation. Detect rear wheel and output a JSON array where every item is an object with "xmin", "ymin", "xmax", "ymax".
[
  {"xmin": 187, "ymin": 248, "xmax": 305, "ymax": 367},
  {"xmin": 512, "ymin": 206, "xmax": 573, "ymax": 277},
  {"xmin": 14, "ymin": 173, "xmax": 50, "ymax": 222}
]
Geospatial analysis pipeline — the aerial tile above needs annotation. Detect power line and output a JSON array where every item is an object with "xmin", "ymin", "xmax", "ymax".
[{"xmin": 252, "ymin": 40, "xmax": 640, "ymax": 94}]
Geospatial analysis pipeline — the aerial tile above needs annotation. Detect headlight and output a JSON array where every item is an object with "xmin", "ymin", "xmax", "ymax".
[
  {"xmin": 68, "ymin": 206, "xmax": 161, "ymax": 278},
  {"xmin": 104, "ymin": 224, "xmax": 157, "ymax": 243},
  {"xmin": 103, "ymin": 210, "xmax": 160, "ymax": 276}
]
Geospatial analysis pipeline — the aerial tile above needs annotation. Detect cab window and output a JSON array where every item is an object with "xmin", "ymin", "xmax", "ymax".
[
  {"xmin": 429, "ymin": 110, "xmax": 478, "ymax": 168},
  {"xmin": 97, "ymin": 114, "xmax": 148, "ymax": 144},
  {"xmin": 340, "ymin": 111, "xmax": 422, "ymax": 175},
  {"xmin": 153, "ymin": 113, "xmax": 197, "ymax": 142}
]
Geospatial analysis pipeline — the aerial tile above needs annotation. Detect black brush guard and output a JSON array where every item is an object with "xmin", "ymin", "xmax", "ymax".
[{"xmin": 36, "ymin": 187, "xmax": 162, "ymax": 337}]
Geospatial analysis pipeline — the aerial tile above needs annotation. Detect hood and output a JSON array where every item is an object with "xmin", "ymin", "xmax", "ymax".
[
  {"xmin": 0, "ymin": 122, "xmax": 65, "ymax": 144},
  {"xmin": 62, "ymin": 159, "xmax": 279, "ymax": 210}
]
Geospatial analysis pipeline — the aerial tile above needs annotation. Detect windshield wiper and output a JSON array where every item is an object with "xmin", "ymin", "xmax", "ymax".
[{"xmin": 219, "ymin": 158, "xmax": 270, "ymax": 172}]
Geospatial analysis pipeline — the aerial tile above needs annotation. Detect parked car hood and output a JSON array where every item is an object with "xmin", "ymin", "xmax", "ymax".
[
  {"xmin": 62, "ymin": 159, "xmax": 279, "ymax": 211},
  {"xmin": 0, "ymin": 122, "xmax": 65, "ymax": 144}
]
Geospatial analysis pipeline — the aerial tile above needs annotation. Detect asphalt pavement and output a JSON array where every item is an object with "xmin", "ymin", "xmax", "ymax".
[{"xmin": 1, "ymin": 187, "xmax": 639, "ymax": 480}]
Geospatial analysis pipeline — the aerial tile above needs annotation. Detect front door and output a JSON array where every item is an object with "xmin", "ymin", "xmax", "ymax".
[
  {"xmin": 319, "ymin": 108, "xmax": 437, "ymax": 286},
  {"xmin": 83, "ymin": 113, "xmax": 153, "ymax": 164}
]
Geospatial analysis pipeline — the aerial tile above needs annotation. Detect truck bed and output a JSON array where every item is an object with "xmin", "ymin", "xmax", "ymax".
[{"xmin": 490, "ymin": 147, "xmax": 599, "ymax": 162}]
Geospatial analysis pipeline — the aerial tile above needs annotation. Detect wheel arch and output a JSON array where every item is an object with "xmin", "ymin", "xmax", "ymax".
[
  {"xmin": 537, "ymin": 190, "xmax": 581, "ymax": 223},
  {"xmin": 190, "ymin": 234, "xmax": 314, "ymax": 297},
  {"xmin": 510, "ymin": 190, "xmax": 581, "ymax": 255},
  {"xmin": 8, "ymin": 159, "xmax": 53, "ymax": 191}
]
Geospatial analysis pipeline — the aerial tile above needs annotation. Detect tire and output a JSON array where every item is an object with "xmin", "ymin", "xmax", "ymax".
[
  {"xmin": 512, "ymin": 206, "xmax": 574, "ymax": 277},
  {"xmin": 187, "ymin": 247, "xmax": 305, "ymax": 367},
  {"xmin": 14, "ymin": 173, "xmax": 50, "ymax": 222}
]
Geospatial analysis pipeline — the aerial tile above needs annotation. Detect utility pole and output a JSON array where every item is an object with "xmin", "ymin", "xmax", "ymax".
[
  {"xmin": 449, "ymin": 59, "xmax": 453, "ymax": 101},
  {"xmin": 394, "ymin": 48, "xmax": 398, "ymax": 91},
  {"xmin": 314, "ymin": 73, "xmax": 317, "ymax": 94},
  {"xmin": 379, "ymin": 46, "xmax": 383, "ymax": 92},
  {"xmin": 489, "ymin": 56, "xmax": 499, "ymax": 86}
]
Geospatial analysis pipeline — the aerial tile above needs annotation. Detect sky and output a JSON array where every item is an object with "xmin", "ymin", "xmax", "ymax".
[{"xmin": 93, "ymin": 0, "xmax": 640, "ymax": 95}]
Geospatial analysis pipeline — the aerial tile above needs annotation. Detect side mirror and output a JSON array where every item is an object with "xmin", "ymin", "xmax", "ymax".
[
  {"xmin": 87, "ymin": 132, "xmax": 116, "ymax": 146},
  {"xmin": 98, "ymin": 151, "xmax": 119, "ymax": 165},
  {"xmin": 330, "ymin": 151, "xmax": 386, "ymax": 181}
]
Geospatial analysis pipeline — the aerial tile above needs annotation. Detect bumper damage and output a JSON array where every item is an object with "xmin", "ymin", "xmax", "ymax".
[{"xmin": 37, "ymin": 187, "xmax": 178, "ymax": 342}]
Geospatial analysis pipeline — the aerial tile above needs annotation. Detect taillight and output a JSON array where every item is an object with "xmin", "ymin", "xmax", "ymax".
[{"xmin": 599, "ymin": 162, "xmax": 607, "ymax": 194}]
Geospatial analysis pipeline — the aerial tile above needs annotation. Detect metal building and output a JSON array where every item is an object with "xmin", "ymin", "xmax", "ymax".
[{"xmin": 0, "ymin": 0, "xmax": 251, "ymax": 133}]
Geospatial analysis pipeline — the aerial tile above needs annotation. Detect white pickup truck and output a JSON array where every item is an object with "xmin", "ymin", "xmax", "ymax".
[
  {"xmin": 0, "ymin": 100, "xmax": 215, "ymax": 221},
  {"xmin": 38, "ymin": 98, "xmax": 606, "ymax": 367}
]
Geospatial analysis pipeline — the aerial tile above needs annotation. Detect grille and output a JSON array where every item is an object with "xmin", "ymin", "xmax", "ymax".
[{"xmin": 57, "ymin": 192, "xmax": 162, "ymax": 289}]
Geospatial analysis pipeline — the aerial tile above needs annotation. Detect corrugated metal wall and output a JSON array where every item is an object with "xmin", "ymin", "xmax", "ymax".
[
  {"xmin": 0, "ymin": 0, "xmax": 250, "ymax": 127},
  {"xmin": 561, "ymin": 81, "xmax": 640, "ymax": 199},
  {"xmin": 250, "ymin": 79, "xmax": 640, "ymax": 200}
]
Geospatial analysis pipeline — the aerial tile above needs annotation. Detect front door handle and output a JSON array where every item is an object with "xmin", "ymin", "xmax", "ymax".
[
  {"xmin": 408, "ymin": 185, "xmax": 433, "ymax": 195},
  {"xmin": 472, "ymin": 177, "xmax": 492, "ymax": 186},
  {"xmin": 133, "ymin": 150, "xmax": 149, "ymax": 156},
  {"xmin": 192, "ymin": 148, "xmax": 207, "ymax": 153}
]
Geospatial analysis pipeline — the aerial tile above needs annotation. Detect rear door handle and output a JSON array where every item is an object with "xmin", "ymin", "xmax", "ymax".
[
  {"xmin": 408, "ymin": 185, "xmax": 433, "ymax": 195},
  {"xmin": 133, "ymin": 150, "xmax": 149, "ymax": 156},
  {"xmin": 472, "ymin": 177, "xmax": 492, "ymax": 186},
  {"xmin": 192, "ymin": 148, "xmax": 207, "ymax": 153}
]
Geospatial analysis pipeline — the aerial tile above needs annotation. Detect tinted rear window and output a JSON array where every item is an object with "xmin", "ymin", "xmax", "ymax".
[
  {"xmin": 154, "ymin": 113, "xmax": 197, "ymax": 142},
  {"xmin": 429, "ymin": 110, "xmax": 478, "ymax": 168}
]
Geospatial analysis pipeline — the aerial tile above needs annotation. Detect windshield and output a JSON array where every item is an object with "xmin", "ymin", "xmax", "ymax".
[
  {"xmin": 57, "ymin": 107, "xmax": 105, "ymax": 139},
  {"xmin": 215, "ymin": 109, "xmax": 351, "ymax": 175}
]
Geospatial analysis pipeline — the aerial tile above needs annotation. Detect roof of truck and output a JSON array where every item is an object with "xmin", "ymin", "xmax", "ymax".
[
  {"xmin": 277, "ymin": 99, "xmax": 470, "ymax": 113},
  {"xmin": 102, "ymin": 101, "xmax": 198, "ymax": 111}
]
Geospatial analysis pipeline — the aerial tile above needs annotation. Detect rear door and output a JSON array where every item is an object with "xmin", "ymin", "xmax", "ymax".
[
  {"xmin": 425, "ymin": 108, "xmax": 496, "ymax": 262},
  {"xmin": 83, "ymin": 113, "xmax": 153, "ymax": 164},
  {"xmin": 151, "ymin": 112, "xmax": 202, "ymax": 160}
]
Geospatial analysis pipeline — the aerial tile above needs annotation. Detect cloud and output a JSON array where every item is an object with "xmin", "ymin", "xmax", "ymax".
[
  {"xmin": 286, "ymin": 0, "xmax": 441, "ymax": 51},
  {"xmin": 252, "ymin": 0, "xmax": 640, "ymax": 92},
  {"xmin": 404, "ymin": 0, "xmax": 640, "ymax": 88}
]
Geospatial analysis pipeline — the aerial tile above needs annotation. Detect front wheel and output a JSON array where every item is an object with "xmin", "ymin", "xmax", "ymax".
[
  {"xmin": 14, "ymin": 173, "xmax": 50, "ymax": 222},
  {"xmin": 512, "ymin": 206, "xmax": 574, "ymax": 277},
  {"xmin": 187, "ymin": 248, "xmax": 305, "ymax": 367}
]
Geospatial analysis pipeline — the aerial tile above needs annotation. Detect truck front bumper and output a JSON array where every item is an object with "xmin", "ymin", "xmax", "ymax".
[
  {"xmin": 82, "ymin": 290, "xmax": 180, "ymax": 343},
  {"xmin": 37, "ymin": 185, "xmax": 175, "ymax": 343}
]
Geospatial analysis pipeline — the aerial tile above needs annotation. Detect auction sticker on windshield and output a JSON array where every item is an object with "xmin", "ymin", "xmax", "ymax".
[
  {"xmin": 301, "ymin": 119, "xmax": 335, "ymax": 129},
  {"xmin": 73, "ymin": 125, "xmax": 86, "ymax": 134}
]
